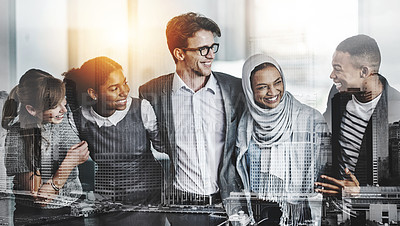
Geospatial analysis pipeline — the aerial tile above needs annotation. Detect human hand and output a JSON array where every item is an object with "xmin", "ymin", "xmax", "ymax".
[
  {"xmin": 65, "ymin": 141, "xmax": 90, "ymax": 167},
  {"xmin": 37, "ymin": 141, "xmax": 88, "ymax": 203},
  {"xmin": 314, "ymin": 168, "xmax": 360, "ymax": 197}
]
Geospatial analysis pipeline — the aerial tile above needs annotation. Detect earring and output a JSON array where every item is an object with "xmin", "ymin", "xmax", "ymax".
[{"xmin": 93, "ymin": 97, "xmax": 97, "ymax": 101}]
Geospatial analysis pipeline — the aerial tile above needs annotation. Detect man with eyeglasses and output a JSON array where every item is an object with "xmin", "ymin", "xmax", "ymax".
[{"xmin": 139, "ymin": 12, "xmax": 245, "ymax": 210}]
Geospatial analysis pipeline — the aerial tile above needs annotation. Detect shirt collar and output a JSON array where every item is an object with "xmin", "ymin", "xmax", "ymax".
[
  {"xmin": 81, "ymin": 97, "xmax": 132, "ymax": 127},
  {"xmin": 172, "ymin": 72, "xmax": 217, "ymax": 94},
  {"xmin": 172, "ymin": 72, "xmax": 188, "ymax": 93}
]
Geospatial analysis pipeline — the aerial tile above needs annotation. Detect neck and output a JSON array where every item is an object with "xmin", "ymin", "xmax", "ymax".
[
  {"xmin": 93, "ymin": 104, "xmax": 115, "ymax": 117},
  {"xmin": 176, "ymin": 68, "xmax": 210, "ymax": 92},
  {"xmin": 19, "ymin": 113, "xmax": 41, "ymax": 129},
  {"xmin": 354, "ymin": 74, "xmax": 383, "ymax": 103}
]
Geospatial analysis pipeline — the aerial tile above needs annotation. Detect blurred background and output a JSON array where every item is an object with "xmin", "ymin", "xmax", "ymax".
[{"xmin": 1, "ymin": 0, "xmax": 400, "ymax": 192}]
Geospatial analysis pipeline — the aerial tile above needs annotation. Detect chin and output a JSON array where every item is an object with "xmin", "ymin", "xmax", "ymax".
[
  {"xmin": 195, "ymin": 72, "xmax": 210, "ymax": 77},
  {"xmin": 194, "ymin": 68, "xmax": 211, "ymax": 77},
  {"xmin": 204, "ymin": 70, "xmax": 212, "ymax": 76},
  {"xmin": 116, "ymin": 106, "xmax": 127, "ymax": 111}
]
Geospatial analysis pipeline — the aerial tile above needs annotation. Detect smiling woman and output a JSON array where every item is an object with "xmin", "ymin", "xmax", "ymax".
[
  {"xmin": 87, "ymin": 68, "xmax": 130, "ymax": 117},
  {"xmin": 250, "ymin": 63, "xmax": 284, "ymax": 109},
  {"xmin": 63, "ymin": 57, "xmax": 163, "ymax": 207},
  {"xmin": 236, "ymin": 54, "xmax": 330, "ymax": 225},
  {"xmin": 2, "ymin": 69, "xmax": 89, "ymax": 223}
]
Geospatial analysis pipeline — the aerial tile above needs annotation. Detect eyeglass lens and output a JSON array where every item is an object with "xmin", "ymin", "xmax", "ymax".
[{"xmin": 200, "ymin": 44, "xmax": 219, "ymax": 56}]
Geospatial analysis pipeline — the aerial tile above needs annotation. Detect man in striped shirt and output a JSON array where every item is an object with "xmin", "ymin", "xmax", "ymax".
[{"xmin": 316, "ymin": 34, "xmax": 400, "ymax": 196}]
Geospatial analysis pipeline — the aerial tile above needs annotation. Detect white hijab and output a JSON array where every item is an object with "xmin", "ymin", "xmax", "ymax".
[
  {"xmin": 242, "ymin": 54, "xmax": 300, "ymax": 146},
  {"xmin": 238, "ymin": 54, "xmax": 323, "ymax": 225}
]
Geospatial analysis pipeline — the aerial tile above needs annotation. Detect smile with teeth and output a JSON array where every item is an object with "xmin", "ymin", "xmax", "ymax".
[
  {"xmin": 334, "ymin": 82, "xmax": 342, "ymax": 89},
  {"xmin": 116, "ymin": 99, "xmax": 127, "ymax": 104},
  {"xmin": 202, "ymin": 62, "xmax": 212, "ymax": 67},
  {"xmin": 55, "ymin": 114, "xmax": 64, "ymax": 119},
  {"xmin": 264, "ymin": 95, "xmax": 279, "ymax": 103}
]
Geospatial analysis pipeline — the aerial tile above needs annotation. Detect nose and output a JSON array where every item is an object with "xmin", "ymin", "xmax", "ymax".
[
  {"xmin": 267, "ymin": 86, "xmax": 278, "ymax": 96},
  {"xmin": 60, "ymin": 104, "xmax": 67, "ymax": 113},
  {"xmin": 330, "ymin": 71, "xmax": 336, "ymax": 79},
  {"xmin": 205, "ymin": 48, "xmax": 215, "ymax": 59},
  {"xmin": 120, "ymin": 84, "xmax": 130, "ymax": 97}
]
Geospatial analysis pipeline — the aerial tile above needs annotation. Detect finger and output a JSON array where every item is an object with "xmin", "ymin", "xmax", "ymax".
[
  {"xmin": 315, "ymin": 182, "xmax": 341, "ymax": 191},
  {"xmin": 70, "ymin": 141, "xmax": 84, "ymax": 150},
  {"xmin": 83, "ymin": 153, "xmax": 89, "ymax": 161},
  {"xmin": 76, "ymin": 144, "xmax": 89, "ymax": 154},
  {"xmin": 82, "ymin": 149, "xmax": 90, "ymax": 158},
  {"xmin": 76, "ymin": 141, "xmax": 88, "ymax": 150},
  {"xmin": 345, "ymin": 168, "xmax": 360, "ymax": 186},
  {"xmin": 315, "ymin": 189, "xmax": 339, "ymax": 195},
  {"xmin": 81, "ymin": 141, "xmax": 88, "ymax": 148},
  {"xmin": 77, "ymin": 146, "xmax": 88, "ymax": 154},
  {"xmin": 320, "ymin": 175, "xmax": 344, "ymax": 187}
]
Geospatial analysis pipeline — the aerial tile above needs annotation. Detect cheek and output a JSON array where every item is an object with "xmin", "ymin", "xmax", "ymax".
[
  {"xmin": 40, "ymin": 112, "xmax": 52, "ymax": 122},
  {"xmin": 105, "ymin": 94, "xmax": 119, "ymax": 106},
  {"xmin": 339, "ymin": 73, "xmax": 348, "ymax": 80},
  {"xmin": 278, "ymin": 84, "xmax": 284, "ymax": 93},
  {"xmin": 43, "ymin": 110, "xmax": 56, "ymax": 118},
  {"xmin": 101, "ymin": 92, "xmax": 116, "ymax": 101},
  {"xmin": 254, "ymin": 92, "xmax": 264, "ymax": 101},
  {"xmin": 43, "ymin": 111, "xmax": 52, "ymax": 117}
]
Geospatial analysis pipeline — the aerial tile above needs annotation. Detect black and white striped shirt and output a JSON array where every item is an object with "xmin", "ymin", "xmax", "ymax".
[{"xmin": 338, "ymin": 94, "xmax": 381, "ymax": 178}]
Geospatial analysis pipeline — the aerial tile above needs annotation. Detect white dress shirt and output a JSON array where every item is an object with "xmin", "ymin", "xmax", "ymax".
[{"xmin": 171, "ymin": 72, "xmax": 226, "ymax": 195}]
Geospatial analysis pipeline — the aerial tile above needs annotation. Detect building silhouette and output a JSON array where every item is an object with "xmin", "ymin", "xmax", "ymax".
[{"xmin": 389, "ymin": 121, "xmax": 400, "ymax": 178}]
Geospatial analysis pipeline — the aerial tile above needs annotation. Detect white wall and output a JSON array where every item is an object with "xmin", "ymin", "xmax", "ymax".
[
  {"xmin": 15, "ymin": 0, "xmax": 68, "ymax": 81},
  {"xmin": 0, "ymin": 0, "xmax": 15, "ymax": 92},
  {"xmin": 359, "ymin": 0, "xmax": 400, "ymax": 91}
]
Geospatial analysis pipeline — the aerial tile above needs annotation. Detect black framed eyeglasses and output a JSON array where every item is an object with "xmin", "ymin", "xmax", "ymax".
[{"xmin": 181, "ymin": 43, "xmax": 219, "ymax": 56}]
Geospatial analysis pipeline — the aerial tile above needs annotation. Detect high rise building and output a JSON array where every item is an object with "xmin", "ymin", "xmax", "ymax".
[{"xmin": 389, "ymin": 121, "xmax": 400, "ymax": 177}]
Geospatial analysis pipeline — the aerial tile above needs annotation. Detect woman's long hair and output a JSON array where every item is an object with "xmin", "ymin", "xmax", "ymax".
[{"xmin": 2, "ymin": 69, "xmax": 66, "ymax": 173}]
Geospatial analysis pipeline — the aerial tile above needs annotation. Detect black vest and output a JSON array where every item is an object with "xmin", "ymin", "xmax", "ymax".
[{"xmin": 79, "ymin": 98, "xmax": 162, "ymax": 205}]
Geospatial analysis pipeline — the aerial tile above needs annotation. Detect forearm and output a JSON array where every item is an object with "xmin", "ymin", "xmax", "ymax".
[
  {"xmin": 50, "ymin": 157, "xmax": 75, "ymax": 188},
  {"xmin": 35, "ymin": 158, "xmax": 75, "ymax": 206}
]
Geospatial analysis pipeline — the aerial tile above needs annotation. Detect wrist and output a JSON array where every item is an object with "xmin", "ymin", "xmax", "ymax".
[{"xmin": 50, "ymin": 177, "xmax": 60, "ymax": 191}]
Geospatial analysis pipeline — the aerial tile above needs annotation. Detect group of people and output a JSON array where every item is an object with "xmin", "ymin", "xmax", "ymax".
[{"xmin": 2, "ymin": 11, "xmax": 400, "ymax": 226}]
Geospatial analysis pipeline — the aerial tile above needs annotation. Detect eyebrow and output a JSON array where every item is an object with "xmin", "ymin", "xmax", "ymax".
[
  {"xmin": 108, "ymin": 78, "xmax": 126, "ymax": 89},
  {"xmin": 255, "ymin": 77, "xmax": 282, "ymax": 86},
  {"xmin": 198, "ymin": 43, "xmax": 217, "ymax": 48}
]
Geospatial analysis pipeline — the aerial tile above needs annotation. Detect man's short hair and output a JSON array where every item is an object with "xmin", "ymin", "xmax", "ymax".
[
  {"xmin": 166, "ymin": 12, "xmax": 221, "ymax": 63},
  {"xmin": 336, "ymin": 34, "xmax": 381, "ymax": 71}
]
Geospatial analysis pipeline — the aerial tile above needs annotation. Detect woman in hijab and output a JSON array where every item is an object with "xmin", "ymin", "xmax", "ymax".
[{"xmin": 236, "ymin": 54, "xmax": 329, "ymax": 225}]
